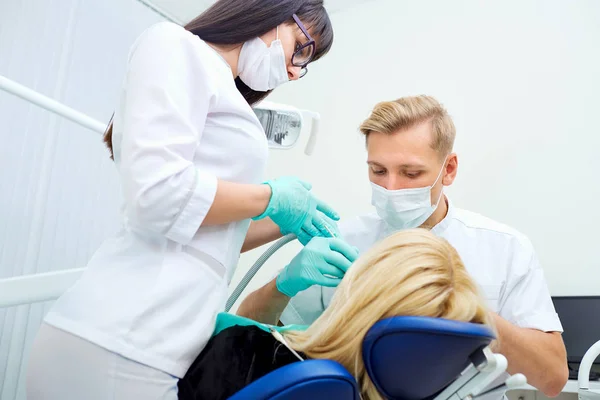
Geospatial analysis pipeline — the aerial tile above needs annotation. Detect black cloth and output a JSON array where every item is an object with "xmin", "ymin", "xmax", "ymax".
[{"xmin": 178, "ymin": 325, "xmax": 305, "ymax": 400}]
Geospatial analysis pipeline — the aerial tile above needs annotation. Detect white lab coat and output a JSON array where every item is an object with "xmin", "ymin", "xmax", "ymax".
[{"xmin": 42, "ymin": 22, "xmax": 269, "ymax": 378}]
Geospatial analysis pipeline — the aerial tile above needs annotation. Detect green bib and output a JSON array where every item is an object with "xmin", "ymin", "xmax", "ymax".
[{"xmin": 213, "ymin": 312, "xmax": 308, "ymax": 336}]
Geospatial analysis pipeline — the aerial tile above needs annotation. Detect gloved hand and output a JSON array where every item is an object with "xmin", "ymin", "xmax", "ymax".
[
  {"xmin": 253, "ymin": 176, "xmax": 339, "ymax": 241},
  {"xmin": 276, "ymin": 237, "xmax": 359, "ymax": 297},
  {"xmin": 295, "ymin": 211, "xmax": 341, "ymax": 245}
]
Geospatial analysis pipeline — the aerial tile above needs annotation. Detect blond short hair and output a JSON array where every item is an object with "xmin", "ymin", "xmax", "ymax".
[
  {"xmin": 284, "ymin": 229, "xmax": 492, "ymax": 400},
  {"xmin": 359, "ymin": 95, "xmax": 456, "ymax": 157}
]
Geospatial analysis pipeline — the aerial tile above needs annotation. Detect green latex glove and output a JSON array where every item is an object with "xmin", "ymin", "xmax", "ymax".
[
  {"xmin": 276, "ymin": 237, "xmax": 359, "ymax": 297},
  {"xmin": 296, "ymin": 212, "xmax": 341, "ymax": 245},
  {"xmin": 253, "ymin": 176, "xmax": 339, "ymax": 241}
]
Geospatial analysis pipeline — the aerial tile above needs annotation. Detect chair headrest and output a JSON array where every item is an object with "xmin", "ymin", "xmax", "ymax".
[{"xmin": 362, "ymin": 316, "xmax": 495, "ymax": 400}]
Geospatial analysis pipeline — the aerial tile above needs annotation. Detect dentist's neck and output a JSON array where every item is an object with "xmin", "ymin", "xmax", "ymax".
[
  {"xmin": 421, "ymin": 195, "xmax": 449, "ymax": 230},
  {"xmin": 206, "ymin": 42, "xmax": 242, "ymax": 78}
]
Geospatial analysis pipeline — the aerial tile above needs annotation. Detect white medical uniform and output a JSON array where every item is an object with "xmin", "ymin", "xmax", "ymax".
[
  {"xmin": 28, "ymin": 21, "xmax": 268, "ymax": 396},
  {"xmin": 281, "ymin": 198, "xmax": 562, "ymax": 399}
]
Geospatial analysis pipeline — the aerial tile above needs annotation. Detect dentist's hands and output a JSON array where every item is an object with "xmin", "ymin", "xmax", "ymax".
[
  {"xmin": 295, "ymin": 212, "xmax": 341, "ymax": 245},
  {"xmin": 276, "ymin": 237, "xmax": 359, "ymax": 297},
  {"xmin": 253, "ymin": 176, "xmax": 340, "ymax": 243}
]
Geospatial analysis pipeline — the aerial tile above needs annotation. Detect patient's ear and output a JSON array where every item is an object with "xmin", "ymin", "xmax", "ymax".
[
  {"xmin": 442, "ymin": 153, "xmax": 458, "ymax": 186},
  {"xmin": 489, "ymin": 338, "xmax": 500, "ymax": 353}
]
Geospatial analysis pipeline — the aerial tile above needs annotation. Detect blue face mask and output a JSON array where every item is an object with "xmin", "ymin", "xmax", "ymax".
[{"xmin": 370, "ymin": 160, "xmax": 446, "ymax": 230}]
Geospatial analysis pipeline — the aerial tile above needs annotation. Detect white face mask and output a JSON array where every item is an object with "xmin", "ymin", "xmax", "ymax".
[
  {"xmin": 370, "ymin": 160, "xmax": 446, "ymax": 230},
  {"xmin": 237, "ymin": 27, "xmax": 289, "ymax": 92}
]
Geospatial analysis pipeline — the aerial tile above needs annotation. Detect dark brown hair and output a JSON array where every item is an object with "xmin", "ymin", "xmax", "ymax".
[{"xmin": 102, "ymin": 0, "xmax": 333, "ymax": 159}]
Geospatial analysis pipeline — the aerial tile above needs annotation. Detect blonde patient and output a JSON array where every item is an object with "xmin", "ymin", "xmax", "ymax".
[{"xmin": 178, "ymin": 229, "xmax": 493, "ymax": 400}]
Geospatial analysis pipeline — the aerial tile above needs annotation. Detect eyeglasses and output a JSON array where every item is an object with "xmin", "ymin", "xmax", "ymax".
[{"xmin": 291, "ymin": 14, "xmax": 316, "ymax": 78}]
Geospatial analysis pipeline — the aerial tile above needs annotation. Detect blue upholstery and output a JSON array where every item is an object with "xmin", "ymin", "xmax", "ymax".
[
  {"xmin": 362, "ymin": 316, "xmax": 496, "ymax": 400},
  {"xmin": 228, "ymin": 316, "xmax": 494, "ymax": 400},
  {"xmin": 228, "ymin": 359, "xmax": 359, "ymax": 400}
]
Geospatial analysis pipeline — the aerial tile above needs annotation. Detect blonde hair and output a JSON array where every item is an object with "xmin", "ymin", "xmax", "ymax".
[
  {"xmin": 283, "ymin": 229, "xmax": 492, "ymax": 400},
  {"xmin": 359, "ymin": 95, "xmax": 456, "ymax": 157}
]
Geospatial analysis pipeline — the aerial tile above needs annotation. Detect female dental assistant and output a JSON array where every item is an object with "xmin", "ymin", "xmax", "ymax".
[{"xmin": 26, "ymin": 0, "xmax": 336, "ymax": 398}]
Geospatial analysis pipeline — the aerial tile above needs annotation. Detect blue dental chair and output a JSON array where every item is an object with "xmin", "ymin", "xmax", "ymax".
[{"xmin": 229, "ymin": 316, "xmax": 525, "ymax": 400}]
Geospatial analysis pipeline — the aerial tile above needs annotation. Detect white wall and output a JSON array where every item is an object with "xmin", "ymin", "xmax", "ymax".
[
  {"xmin": 0, "ymin": 1, "xmax": 163, "ymax": 398},
  {"xmin": 231, "ymin": 0, "xmax": 600, "ymax": 309}
]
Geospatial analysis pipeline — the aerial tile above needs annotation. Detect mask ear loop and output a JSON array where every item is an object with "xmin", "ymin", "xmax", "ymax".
[
  {"xmin": 431, "ymin": 156, "xmax": 449, "ymax": 207},
  {"xmin": 430, "ymin": 156, "xmax": 449, "ymax": 189}
]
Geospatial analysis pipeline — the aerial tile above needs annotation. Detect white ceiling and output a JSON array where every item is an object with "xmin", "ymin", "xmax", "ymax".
[{"xmin": 139, "ymin": 0, "xmax": 375, "ymax": 24}]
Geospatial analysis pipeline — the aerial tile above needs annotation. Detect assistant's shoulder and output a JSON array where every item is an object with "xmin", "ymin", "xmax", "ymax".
[
  {"xmin": 129, "ymin": 22, "xmax": 215, "ymax": 65},
  {"xmin": 136, "ymin": 21, "xmax": 194, "ymax": 46},
  {"xmin": 451, "ymin": 207, "xmax": 534, "ymax": 251}
]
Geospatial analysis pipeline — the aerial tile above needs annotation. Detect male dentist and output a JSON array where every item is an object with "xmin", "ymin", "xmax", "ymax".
[{"xmin": 238, "ymin": 95, "xmax": 568, "ymax": 396}]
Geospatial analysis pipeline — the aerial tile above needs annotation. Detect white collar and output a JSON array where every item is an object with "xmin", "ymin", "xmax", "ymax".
[{"xmin": 431, "ymin": 195, "xmax": 454, "ymax": 235}]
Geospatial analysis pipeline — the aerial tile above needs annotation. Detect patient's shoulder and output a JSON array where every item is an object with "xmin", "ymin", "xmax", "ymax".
[{"xmin": 179, "ymin": 326, "xmax": 302, "ymax": 399}]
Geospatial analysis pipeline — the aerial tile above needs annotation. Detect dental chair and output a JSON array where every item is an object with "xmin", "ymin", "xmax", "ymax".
[
  {"xmin": 0, "ymin": 269, "xmax": 526, "ymax": 400},
  {"xmin": 229, "ymin": 316, "xmax": 526, "ymax": 400}
]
